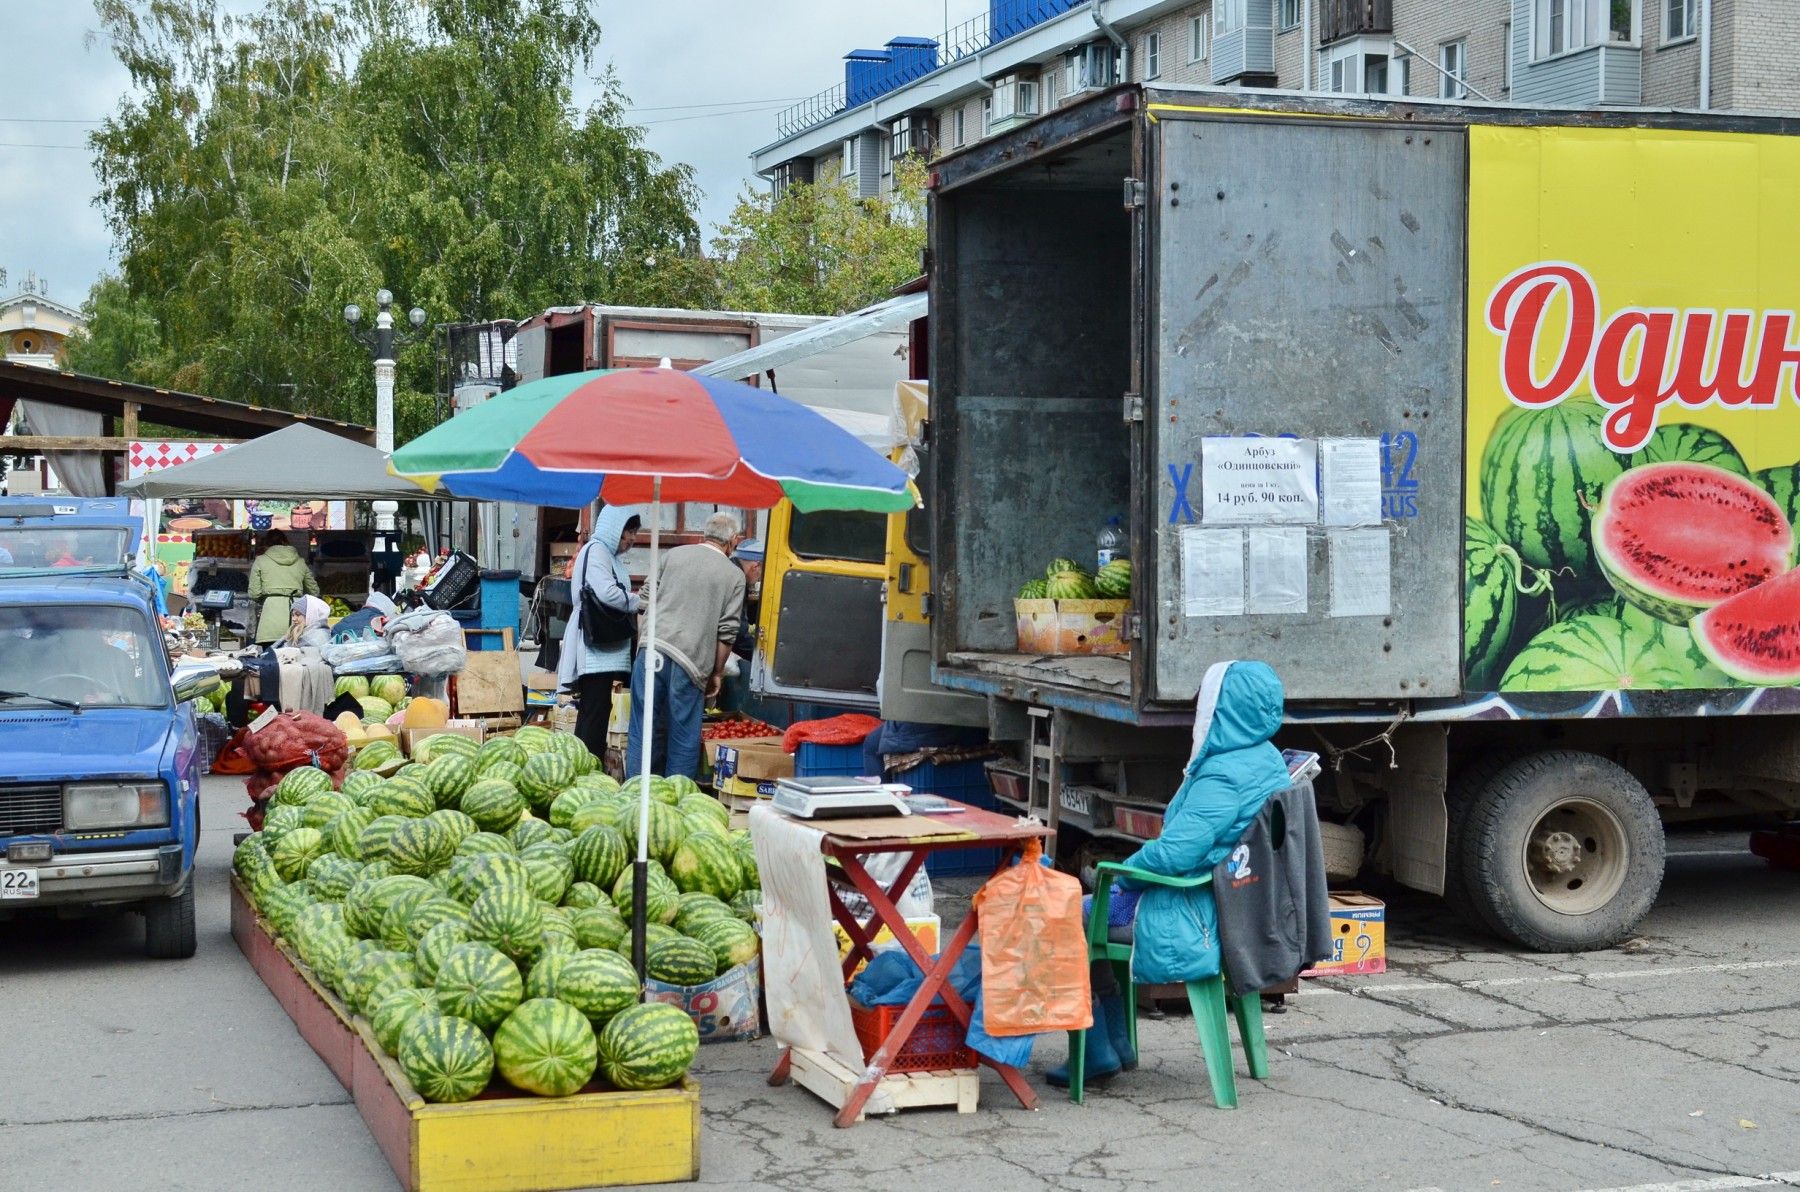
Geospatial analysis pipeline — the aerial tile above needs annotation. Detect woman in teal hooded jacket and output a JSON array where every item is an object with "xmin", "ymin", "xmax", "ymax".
[{"xmin": 1048, "ymin": 659, "xmax": 1289, "ymax": 1088}]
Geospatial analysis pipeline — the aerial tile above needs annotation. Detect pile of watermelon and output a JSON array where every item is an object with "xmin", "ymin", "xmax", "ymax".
[
  {"xmin": 1472, "ymin": 399, "xmax": 1800, "ymax": 692},
  {"xmin": 1017, "ymin": 556, "xmax": 1131, "ymax": 601},
  {"xmin": 233, "ymin": 726, "xmax": 761, "ymax": 1103}
]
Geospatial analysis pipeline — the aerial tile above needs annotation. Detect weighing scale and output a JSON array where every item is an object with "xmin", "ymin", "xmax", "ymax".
[
  {"xmin": 773, "ymin": 776, "xmax": 915, "ymax": 820},
  {"xmin": 195, "ymin": 587, "xmax": 237, "ymax": 650}
]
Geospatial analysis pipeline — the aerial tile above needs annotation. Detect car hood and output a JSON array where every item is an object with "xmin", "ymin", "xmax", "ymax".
[{"xmin": 0, "ymin": 707, "xmax": 174, "ymax": 782}]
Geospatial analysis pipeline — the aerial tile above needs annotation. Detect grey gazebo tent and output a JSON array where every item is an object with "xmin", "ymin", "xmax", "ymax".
[{"xmin": 116, "ymin": 422, "xmax": 446, "ymax": 500}]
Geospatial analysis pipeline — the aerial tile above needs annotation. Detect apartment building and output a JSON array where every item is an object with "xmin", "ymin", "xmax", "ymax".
[{"xmin": 752, "ymin": 0, "xmax": 1798, "ymax": 193}]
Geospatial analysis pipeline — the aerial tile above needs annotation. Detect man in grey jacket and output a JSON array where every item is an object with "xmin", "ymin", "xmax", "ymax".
[{"xmin": 626, "ymin": 512, "xmax": 746, "ymax": 780}]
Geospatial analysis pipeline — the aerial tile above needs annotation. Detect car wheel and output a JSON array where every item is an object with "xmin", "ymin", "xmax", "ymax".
[{"xmin": 145, "ymin": 880, "xmax": 198, "ymax": 959}]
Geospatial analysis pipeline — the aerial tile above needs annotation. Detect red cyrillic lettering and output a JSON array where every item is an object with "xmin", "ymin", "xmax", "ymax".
[
  {"xmin": 1591, "ymin": 310, "xmax": 1676, "ymax": 452},
  {"xmin": 1487, "ymin": 264, "xmax": 1596, "ymax": 407}
]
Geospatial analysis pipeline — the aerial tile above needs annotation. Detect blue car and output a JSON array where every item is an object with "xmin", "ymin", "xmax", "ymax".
[{"xmin": 0, "ymin": 499, "xmax": 217, "ymax": 958}]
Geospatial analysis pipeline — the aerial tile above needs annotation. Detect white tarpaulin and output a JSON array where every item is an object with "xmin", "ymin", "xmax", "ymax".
[
  {"xmin": 17, "ymin": 400, "xmax": 106, "ymax": 497},
  {"xmin": 749, "ymin": 803, "xmax": 894, "ymax": 1113},
  {"xmin": 695, "ymin": 292, "xmax": 925, "ymax": 386}
]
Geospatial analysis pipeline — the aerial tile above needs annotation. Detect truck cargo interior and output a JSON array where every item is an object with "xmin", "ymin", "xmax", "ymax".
[{"xmin": 932, "ymin": 128, "xmax": 1135, "ymax": 696}]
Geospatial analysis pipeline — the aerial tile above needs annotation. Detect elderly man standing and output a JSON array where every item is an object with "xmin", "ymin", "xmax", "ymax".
[{"xmin": 626, "ymin": 512, "xmax": 746, "ymax": 780}]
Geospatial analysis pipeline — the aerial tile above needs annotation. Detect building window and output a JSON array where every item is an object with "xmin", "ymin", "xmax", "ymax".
[
  {"xmin": 1439, "ymin": 39, "xmax": 1467, "ymax": 98},
  {"xmin": 1144, "ymin": 31, "xmax": 1161, "ymax": 79},
  {"xmin": 1279, "ymin": 0, "xmax": 1300, "ymax": 31},
  {"xmin": 1216, "ymin": 0, "xmax": 1245, "ymax": 35},
  {"xmin": 1045, "ymin": 67, "xmax": 1061, "ymax": 108},
  {"xmin": 1535, "ymin": 0, "xmax": 1637, "ymax": 59},
  {"xmin": 954, "ymin": 107, "xmax": 966, "ymax": 146},
  {"xmin": 841, "ymin": 137, "xmax": 857, "ymax": 179},
  {"xmin": 991, "ymin": 76, "xmax": 1039, "ymax": 123},
  {"xmin": 1323, "ymin": 37, "xmax": 1407, "ymax": 96},
  {"xmin": 1067, "ymin": 42, "xmax": 1120, "ymax": 91},
  {"xmin": 1664, "ymin": 0, "xmax": 1696, "ymax": 41},
  {"xmin": 982, "ymin": 95, "xmax": 993, "ymax": 133},
  {"xmin": 1190, "ymin": 14, "xmax": 1209, "ymax": 60}
]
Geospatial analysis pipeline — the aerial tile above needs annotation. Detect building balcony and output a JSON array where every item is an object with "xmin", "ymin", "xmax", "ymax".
[{"xmin": 1512, "ymin": 41, "xmax": 1642, "ymax": 106}]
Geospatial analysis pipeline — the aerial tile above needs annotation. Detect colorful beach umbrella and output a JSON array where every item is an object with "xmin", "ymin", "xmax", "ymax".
[{"xmin": 391, "ymin": 367, "xmax": 915, "ymax": 985}]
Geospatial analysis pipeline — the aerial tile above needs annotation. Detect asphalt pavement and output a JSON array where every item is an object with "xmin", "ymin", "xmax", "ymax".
[{"xmin": 4, "ymin": 775, "xmax": 1798, "ymax": 1192}]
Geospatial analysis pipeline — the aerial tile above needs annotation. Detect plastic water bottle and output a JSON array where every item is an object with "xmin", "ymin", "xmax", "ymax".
[{"xmin": 1097, "ymin": 516, "xmax": 1128, "ymax": 570}]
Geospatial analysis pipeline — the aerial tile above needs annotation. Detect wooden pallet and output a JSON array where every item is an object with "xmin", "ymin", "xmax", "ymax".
[{"xmin": 782, "ymin": 1046, "xmax": 978, "ymax": 1123}]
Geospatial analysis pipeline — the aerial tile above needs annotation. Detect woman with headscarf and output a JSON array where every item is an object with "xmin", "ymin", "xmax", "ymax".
[
  {"xmin": 1046, "ymin": 659, "xmax": 1290, "ymax": 1089},
  {"xmin": 557, "ymin": 505, "xmax": 642, "ymax": 757},
  {"xmin": 287, "ymin": 595, "xmax": 332, "ymax": 650}
]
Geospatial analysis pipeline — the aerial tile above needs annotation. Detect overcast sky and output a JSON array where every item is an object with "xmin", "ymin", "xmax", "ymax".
[{"xmin": 0, "ymin": 0, "xmax": 957, "ymax": 312}]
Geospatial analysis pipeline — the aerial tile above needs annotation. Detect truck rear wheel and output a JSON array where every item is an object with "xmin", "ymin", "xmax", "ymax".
[
  {"xmin": 144, "ymin": 881, "xmax": 197, "ymax": 960},
  {"xmin": 1459, "ymin": 750, "xmax": 1663, "ymax": 952}
]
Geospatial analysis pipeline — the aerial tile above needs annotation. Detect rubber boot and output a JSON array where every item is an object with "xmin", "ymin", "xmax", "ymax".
[
  {"xmin": 1102, "ymin": 993, "xmax": 1137, "ymax": 1071},
  {"xmin": 1045, "ymin": 996, "xmax": 1122, "ymax": 1088}
]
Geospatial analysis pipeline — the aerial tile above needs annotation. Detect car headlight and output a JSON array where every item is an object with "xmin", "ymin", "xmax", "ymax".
[{"xmin": 64, "ymin": 782, "xmax": 169, "ymax": 831}]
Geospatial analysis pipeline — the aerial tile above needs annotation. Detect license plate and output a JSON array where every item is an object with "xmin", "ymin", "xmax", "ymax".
[
  {"xmin": 1059, "ymin": 787, "xmax": 1092, "ymax": 816},
  {"xmin": 0, "ymin": 868, "xmax": 40, "ymax": 899}
]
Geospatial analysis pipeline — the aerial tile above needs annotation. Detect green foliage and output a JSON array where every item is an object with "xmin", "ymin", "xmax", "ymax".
[
  {"xmin": 84, "ymin": 0, "xmax": 703, "ymax": 440},
  {"xmin": 704, "ymin": 155, "xmax": 928, "ymax": 316}
]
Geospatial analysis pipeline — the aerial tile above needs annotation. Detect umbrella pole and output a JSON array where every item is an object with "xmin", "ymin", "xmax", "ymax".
[{"xmin": 632, "ymin": 476, "xmax": 662, "ymax": 991}]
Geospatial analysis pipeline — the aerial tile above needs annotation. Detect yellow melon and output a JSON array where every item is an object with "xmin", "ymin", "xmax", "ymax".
[{"xmin": 402, "ymin": 696, "xmax": 448, "ymax": 729}]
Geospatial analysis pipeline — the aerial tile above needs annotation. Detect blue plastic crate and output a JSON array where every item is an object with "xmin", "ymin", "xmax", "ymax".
[
  {"xmin": 795, "ymin": 741, "xmax": 869, "ymax": 777},
  {"xmin": 479, "ymin": 570, "xmax": 521, "ymax": 638},
  {"xmin": 891, "ymin": 758, "xmax": 1003, "ymax": 877}
]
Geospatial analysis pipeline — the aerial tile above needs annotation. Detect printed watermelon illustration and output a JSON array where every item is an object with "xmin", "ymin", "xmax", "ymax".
[{"xmin": 1691, "ymin": 567, "xmax": 1800, "ymax": 684}]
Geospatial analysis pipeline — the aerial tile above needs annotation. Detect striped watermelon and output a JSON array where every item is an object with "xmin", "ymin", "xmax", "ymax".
[
  {"xmin": 306, "ymin": 854, "xmax": 362, "ymax": 902},
  {"xmin": 548, "ymin": 730, "xmax": 595, "ymax": 776},
  {"xmin": 614, "ymin": 922, "xmax": 680, "ymax": 960},
  {"xmin": 414, "ymin": 921, "xmax": 471, "ymax": 985},
  {"xmin": 274, "ymin": 766, "xmax": 333, "ymax": 807},
  {"xmin": 299, "ymin": 792, "xmax": 353, "ymax": 830},
  {"xmin": 479, "ymin": 761, "xmax": 524, "ymax": 789},
  {"xmin": 454, "ymin": 831, "xmax": 513, "ymax": 858},
  {"xmin": 678, "ymin": 792, "xmax": 730, "ymax": 827},
  {"xmin": 569, "ymin": 797, "xmax": 631, "ymax": 834},
  {"xmin": 1464, "ymin": 516, "xmax": 1554, "ymax": 692},
  {"xmin": 354, "ymin": 740, "xmax": 401, "ymax": 771},
  {"xmin": 477, "ymin": 736, "xmax": 528, "ymax": 770},
  {"xmin": 569, "ymin": 825, "xmax": 629, "ymax": 890},
  {"xmin": 1480, "ymin": 397, "xmax": 1627, "ymax": 587},
  {"xmin": 728, "ymin": 890, "xmax": 760, "ymax": 922},
  {"xmin": 260, "ymin": 803, "xmax": 306, "ymax": 844},
  {"xmin": 272, "ymin": 828, "xmax": 328, "ymax": 882},
  {"xmin": 669, "ymin": 833, "xmax": 742, "ymax": 899},
  {"xmin": 1754, "ymin": 464, "xmax": 1800, "ymax": 530},
  {"xmin": 597, "ymin": 1002, "xmax": 699, "ymax": 1091},
  {"xmin": 521, "ymin": 851, "xmax": 574, "ymax": 905},
  {"xmin": 571, "ymin": 906, "xmax": 629, "ymax": 952},
  {"xmin": 255, "ymin": 882, "xmax": 313, "ymax": 938},
  {"xmin": 300, "ymin": 924, "xmax": 355, "ymax": 988},
  {"xmin": 355, "ymin": 815, "xmax": 411, "ymax": 864},
  {"xmin": 342, "ymin": 770, "xmax": 385, "ymax": 803},
  {"xmin": 424, "ymin": 756, "xmax": 478, "ymax": 808},
  {"xmin": 512, "ymin": 725, "xmax": 555, "ymax": 754},
  {"xmin": 553, "ymin": 949, "xmax": 640, "ymax": 1026},
  {"xmin": 646, "ymin": 936, "xmax": 717, "ymax": 986},
  {"xmin": 613, "ymin": 861, "xmax": 680, "ymax": 925},
  {"xmin": 399, "ymin": 1015, "xmax": 494, "ymax": 1103},
  {"xmin": 518, "ymin": 753, "xmax": 577, "ymax": 809},
  {"xmin": 433, "ymin": 942, "xmax": 524, "ymax": 1031},
  {"xmin": 343, "ymin": 948, "xmax": 416, "ymax": 1016},
  {"xmin": 415, "ymin": 732, "xmax": 480, "ymax": 765},
  {"xmin": 509, "ymin": 816, "xmax": 556, "ymax": 851},
  {"xmin": 469, "ymin": 887, "xmax": 544, "ymax": 962},
  {"xmin": 460, "ymin": 779, "xmax": 526, "ymax": 833},
  {"xmin": 372, "ymin": 987, "xmax": 437, "ymax": 1057},
  {"xmin": 402, "ymin": 896, "xmax": 470, "ymax": 944},
  {"xmin": 621, "ymin": 801, "xmax": 683, "ymax": 866},
  {"xmin": 1047, "ymin": 570, "xmax": 1097, "ymax": 600},
  {"xmin": 562, "ymin": 881, "xmax": 603, "ymax": 909},
  {"xmin": 539, "ymin": 929, "xmax": 579, "ymax": 957},
  {"xmin": 1095, "ymin": 558, "xmax": 1132, "ymax": 598},
  {"xmin": 549, "ymin": 787, "xmax": 604, "ymax": 830},
  {"xmin": 1628, "ymin": 423, "xmax": 1748, "ymax": 475},
  {"xmin": 523, "ymin": 949, "xmax": 571, "ymax": 1001},
  {"xmin": 1499, "ymin": 613, "xmax": 1710, "ymax": 692},
  {"xmin": 494, "ymin": 998, "xmax": 598, "ymax": 1097},
  {"xmin": 732, "ymin": 835, "xmax": 759, "ymax": 890},
  {"xmin": 370, "ymin": 781, "xmax": 435, "ymax": 820},
  {"xmin": 387, "ymin": 817, "xmax": 456, "ymax": 877},
  {"xmin": 690, "ymin": 916, "xmax": 760, "ymax": 971},
  {"xmin": 674, "ymin": 893, "xmax": 735, "ymax": 935},
  {"xmin": 447, "ymin": 852, "xmax": 532, "ymax": 905},
  {"xmin": 425, "ymin": 808, "xmax": 479, "ymax": 847}
]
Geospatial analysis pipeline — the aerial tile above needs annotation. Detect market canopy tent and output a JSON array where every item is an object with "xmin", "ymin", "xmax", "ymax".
[{"xmin": 117, "ymin": 422, "xmax": 447, "ymax": 500}]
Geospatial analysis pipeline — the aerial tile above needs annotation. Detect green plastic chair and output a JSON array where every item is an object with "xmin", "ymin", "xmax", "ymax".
[{"xmin": 1065, "ymin": 861, "xmax": 1270, "ymax": 1106}]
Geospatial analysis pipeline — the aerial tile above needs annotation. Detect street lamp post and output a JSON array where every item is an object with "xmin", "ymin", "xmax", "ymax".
[{"xmin": 346, "ymin": 289, "xmax": 427, "ymax": 593}]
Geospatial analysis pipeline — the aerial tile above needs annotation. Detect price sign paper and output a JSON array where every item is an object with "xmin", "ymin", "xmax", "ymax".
[{"xmin": 1201, "ymin": 437, "xmax": 1319, "ymax": 525}]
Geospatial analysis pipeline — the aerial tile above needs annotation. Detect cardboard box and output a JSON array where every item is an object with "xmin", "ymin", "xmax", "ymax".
[
  {"xmin": 645, "ymin": 956, "xmax": 763, "ymax": 1044},
  {"xmin": 710, "ymin": 737, "xmax": 792, "ymax": 782},
  {"xmin": 1014, "ymin": 597, "xmax": 1130, "ymax": 656},
  {"xmin": 833, "ymin": 915, "xmax": 942, "ymax": 979},
  {"xmin": 717, "ymin": 775, "xmax": 780, "ymax": 802},
  {"xmin": 1301, "ymin": 892, "xmax": 1387, "ymax": 978},
  {"xmin": 397, "ymin": 721, "xmax": 486, "ymax": 757}
]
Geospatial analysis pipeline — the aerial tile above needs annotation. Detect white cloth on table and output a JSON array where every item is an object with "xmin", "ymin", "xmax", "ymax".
[
  {"xmin": 750, "ymin": 803, "xmax": 894, "ymax": 1114},
  {"xmin": 271, "ymin": 647, "xmax": 334, "ymax": 715}
]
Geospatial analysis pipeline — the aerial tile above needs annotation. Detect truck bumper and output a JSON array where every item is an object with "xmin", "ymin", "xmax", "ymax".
[{"xmin": 0, "ymin": 844, "xmax": 187, "ymax": 911}]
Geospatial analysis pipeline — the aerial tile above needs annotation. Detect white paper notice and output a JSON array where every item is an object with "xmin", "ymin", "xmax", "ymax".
[
  {"xmin": 1246, "ymin": 528, "xmax": 1309, "ymax": 614},
  {"xmin": 1321, "ymin": 438, "xmax": 1384, "ymax": 527},
  {"xmin": 1179, "ymin": 526, "xmax": 1244, "ymax": 617},
  {"xmin": 1201, "ymin": 437, "xmax": 1319, "ymax": 525},
  {"xmin": 1329, "ymin": 529, "xmax": 1391, "ymax": 618}
]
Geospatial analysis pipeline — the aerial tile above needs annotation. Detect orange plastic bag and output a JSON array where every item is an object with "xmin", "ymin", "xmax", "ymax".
[{"xmin": 970, "ymin": 839, "xmax": 1093, "ymax": 1036}]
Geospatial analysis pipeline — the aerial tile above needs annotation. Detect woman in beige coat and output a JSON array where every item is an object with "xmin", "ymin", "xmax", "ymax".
[{"xmin": 248, "ymin": 530, "xmax": 318, "ymax": 644}]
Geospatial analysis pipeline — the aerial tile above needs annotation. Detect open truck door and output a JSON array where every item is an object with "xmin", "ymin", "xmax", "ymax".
[
  {"xmin": 752, "ymin": 501, "xmax": 888, "ymax": 709},
  {"xmin": 879, "ymin": 381, "xmax": 985, "ymax": 726}
]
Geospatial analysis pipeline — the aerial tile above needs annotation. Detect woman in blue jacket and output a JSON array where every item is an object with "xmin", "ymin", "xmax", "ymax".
[{"xmin": 1048, "ymin": 659, "xmax": 1290, "ymax": 1088}]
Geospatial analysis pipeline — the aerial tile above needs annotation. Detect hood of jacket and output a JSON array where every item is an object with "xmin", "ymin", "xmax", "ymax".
[
  {"xmin": 1189, "ymin": 660, "xmax": 1284, "ymax": 765},
  {"xmin": 591, "ymin": 504, "xmax": 640, "ymax": 554},
  {"xmin": 261, "ymin": 544, "xmax": 302, "ymax": 566}
]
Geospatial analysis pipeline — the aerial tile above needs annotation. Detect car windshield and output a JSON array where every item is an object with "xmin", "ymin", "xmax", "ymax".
[
  {"xmin": 0, "ymin": 527, "xmax": 130, "ymax": 572},
  {"xmin": 0, "ymin": 603, "xmax": 166, "ymax": 708}
]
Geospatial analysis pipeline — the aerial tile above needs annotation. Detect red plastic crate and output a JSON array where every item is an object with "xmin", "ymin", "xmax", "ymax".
[{"xmin": 849, "ymin": 999, "xmax": 978, "ymax": 1072}]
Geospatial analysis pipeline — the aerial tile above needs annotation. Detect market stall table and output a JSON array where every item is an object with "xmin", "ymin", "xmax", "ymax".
[{"xmin": 765, "ymin": 801, "xmax": 1054, "ymax": 1127}]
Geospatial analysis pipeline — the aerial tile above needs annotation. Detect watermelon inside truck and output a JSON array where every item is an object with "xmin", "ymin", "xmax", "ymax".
[{"xmin": 925, "ymin": 85, "xmax": 1800, "ymax": 952}]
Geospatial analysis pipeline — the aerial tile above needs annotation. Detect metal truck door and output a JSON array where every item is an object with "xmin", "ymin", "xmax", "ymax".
[
  {"xmin": 880, "ymin": 440, "xmax": 987, "ymax": 726},
  {"xmin": 752, "ymin": 500, "xmax": 887, "ymax": 710},
  {"xmin": 1149, "ymin": 113, "xmax": 1466, "ymax": 702}
]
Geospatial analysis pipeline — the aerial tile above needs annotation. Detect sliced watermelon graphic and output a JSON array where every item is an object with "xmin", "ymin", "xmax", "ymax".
[
  {"xmin": 1691, "ymin": 566, "xmax": 1800, "ymax": 685},
  {"xmin": 1593, "ymin": 462, "xmax": 1795, "ymax": 625}
]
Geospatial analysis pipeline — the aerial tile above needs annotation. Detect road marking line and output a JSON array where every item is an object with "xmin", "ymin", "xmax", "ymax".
[
  {"xmin": 1578, "ymin": 1172, "xmax": 1800, "ymax": 1191},
  {"xmin": 1297, "ymin": 958, "xmax": 1800, "ymax": 997}
]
